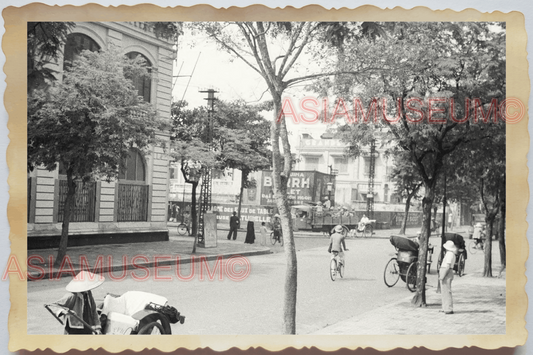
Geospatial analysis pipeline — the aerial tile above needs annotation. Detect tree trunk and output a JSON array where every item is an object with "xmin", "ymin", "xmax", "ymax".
[
  {"xmin": 237, "ymin": 172, "xmax": 245, "ymax": 219},
  {"xmin": 191, "ymin": 181, "xmax": 199, "ymax": 254},
  {"xmin": 399, "ymin": 194, "xmax": 412, "ymax": 234},
  {"xmin": 56, "ymin": 172, "xmax": 76, "ymax": 267},
  {"xmin": 271, "ymin": 95, "xmax": 297, "ymax": 334},
  {"xmin": 499, "ymin": 203, "xmax": 506, "ymax": 267},
  {"xmin": 411, "ymin": 187, "xmax": 433, "ymax": 307},
  {"xmin": 483, "ymin": 215, "xmax": 495, "ymax": 277}
]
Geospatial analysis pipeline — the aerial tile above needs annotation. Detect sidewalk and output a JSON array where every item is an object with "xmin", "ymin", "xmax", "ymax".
[
  {"xmin": 313, "ymin": 268, "xmax": 506, "ymax": 335},
  {"xmin": 27, "ymin": 228, "xmax": 271, "ymax": 281}
]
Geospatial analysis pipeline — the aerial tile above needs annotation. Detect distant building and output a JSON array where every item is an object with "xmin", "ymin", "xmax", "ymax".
[
  {"xmin": 293, "ymin": 131, "xmax": 407, "ymax": 213},
  {"xmin": 27, "ymin": 22, "xmax": 174, "ymax": 248}
]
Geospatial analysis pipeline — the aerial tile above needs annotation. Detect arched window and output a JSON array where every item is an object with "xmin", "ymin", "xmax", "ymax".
[
  {"xmin": 119, "ymin": 149, "xmax": 146, "ymax": 182},
  {"xmin": 126, "ymin": 52, "xmax": 152, "ymax": 103},
  {"xmin": 117, "ymin": 149, "xmax": 148, "ymax": 222},
  {"xmin": 63, "ymin": 33, "xmax": 100, "ymax": 69}
]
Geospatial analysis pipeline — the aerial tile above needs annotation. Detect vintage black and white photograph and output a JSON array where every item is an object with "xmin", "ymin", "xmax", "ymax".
[{"xmin": 4, "ymin": 4, "xmax": 527, "ymax": 352}]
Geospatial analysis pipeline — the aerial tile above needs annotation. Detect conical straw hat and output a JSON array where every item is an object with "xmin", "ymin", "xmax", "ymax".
[{"xmin": 65, "ymin": 271, "xmax": 105, "ymax": 293}]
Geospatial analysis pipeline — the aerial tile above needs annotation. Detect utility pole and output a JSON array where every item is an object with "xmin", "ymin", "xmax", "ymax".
[
  {"xmin": 196, "ymin": 88, "xmax": 217, "ymax": 247},
  {"xmin": 366, "ymin": 139, "xmax": 376, "ymax": 219}
]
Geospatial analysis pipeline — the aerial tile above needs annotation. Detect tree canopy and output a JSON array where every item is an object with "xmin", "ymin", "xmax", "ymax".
[
  {"xmin": 316, "ymin": 22, "xmax": 505, "ymax": 306},
  {"xmin": 28, "ymin": 44, "xmax": 164, "ymax": 265}
]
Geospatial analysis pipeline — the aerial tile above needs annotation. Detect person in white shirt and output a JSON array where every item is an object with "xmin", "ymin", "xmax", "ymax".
[
  {"xmin": 439, "ymin": 240, "xmax": 458, "ymax": 314},
  {"xmin": 328, "ymin": 225, "xmax": 346, "ymax": 265},
  {"xmin": 323, "ymin": 197, "xmax": 331, "ymax": 209}
]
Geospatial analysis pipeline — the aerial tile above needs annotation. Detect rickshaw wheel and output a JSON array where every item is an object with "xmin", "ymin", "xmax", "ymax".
[
  {"xmin": 138, "ymin": 321, "xmax": 164, "ymax": 335},
  {"xmin": 364, "ymin": 224, "xmax": 373, "ymax": 238},
  {"xmin": 384, "ymin": 258, "xmax": 400, "ymax": 287},
  {"xmin": 177, "ymin": 223, "xmax": 188, "ymax": 236},
  {"xmin": 406, "ymin": 262, "xmax": 418, "ymax": 292},
  {"xmin": 457, "ymin": 253, "xmax": 466, "ymax": 277}
]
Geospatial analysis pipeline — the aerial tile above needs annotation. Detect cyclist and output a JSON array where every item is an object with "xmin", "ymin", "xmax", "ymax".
[
  {"xmin": 272, "ymin": 214, "xmax": 282, "ymax": 243},
  {"xmin": 328, "ymin": 225, "xmax": 347, "ymax": 266},
  {"xmin": 472, "ymin": 222, "xmax": 485, "ymax": 249}
]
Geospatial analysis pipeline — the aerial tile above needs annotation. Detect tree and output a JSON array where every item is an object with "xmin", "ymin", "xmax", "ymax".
[
  {"xmin": 327, "ymin": 22, "xmax": 505, "ymax": 306},
  {"xmin": 214, "ymin": 100, "xmax": 271, "ymax": 217},
  {"xmin": 27, "ymin": 22, "xmax": 76, "ymax": 94},
  {"xmin": 454, "ymin": 123, "xmax": 506, "ymax": 276},
  {"xmin": 193, "ymin": 22, "xmax": 351, "ymax": 333},
  {"xmin": 193, "ymin": 21, "xmax": 400, "ymax": 333},
  {"xmin": 389, "ymin": 153, "xmax": 423, "ymax": 234},
  {"xmin": 170, "ymin": 101, "xmax": 217, "ymax": 247},
  {"xmin": 28, "ymin": 45, "xmax": 163, "ymax": 266},
  {"xmin": 170, "ymin": 100, "xmax": 271, "ymax": 243}
]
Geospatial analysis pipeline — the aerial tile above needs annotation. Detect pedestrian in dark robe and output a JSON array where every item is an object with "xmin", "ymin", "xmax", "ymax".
[
  {"xmin": 227, "ymin": 211, "xmax": 240, "ymax": 240},
  {"xmin": 244, "ymin": 221, "xmax": 255, "ymax": 244}
]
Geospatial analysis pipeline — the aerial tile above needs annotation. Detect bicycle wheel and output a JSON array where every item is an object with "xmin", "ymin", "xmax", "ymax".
[
  {"xmin": 457, "ymin": 253, "xmax": 465, "ymax": 277},
  {"xmin": 338, "ymin": 260, "xmax": 344, "ymax": 278},
  {"xmin": 384, "ymin": 258, "xmax": 400, "ymax": 287},
  {"xmin": 177, "ymin": 223, "xmax": 188, "ymax": 236},
  {"xmin": 365, "ymin": 224, "xmax": 373, "ymax": 237},
  {"xmin": 468, "ymin": 240, "xmax": 478, "ymax": 254},
  {"xmin": 406, "ymin": 262, "xmax": 417, "ymax": 292},
  {"xmin": 270, "ymin": 232, "xmax": 277, "ymax": 245},
  {"xmin": 330, "ymin": 259, "xmax": 337, "ymax": 281}
]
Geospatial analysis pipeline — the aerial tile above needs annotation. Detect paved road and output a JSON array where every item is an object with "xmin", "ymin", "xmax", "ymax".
[{"xmin": 28, "ymin": 232, "xmax": 489, "ymax": 335}]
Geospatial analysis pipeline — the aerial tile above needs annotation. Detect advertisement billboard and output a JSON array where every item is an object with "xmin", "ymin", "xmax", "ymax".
[{"xmin": 260, "ymin": 170, "xmax": 335, "ymax": 206}]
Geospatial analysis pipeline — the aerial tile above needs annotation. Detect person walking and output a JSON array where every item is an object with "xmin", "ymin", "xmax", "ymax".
[
  {"xmin": 227, "ymin": 211, "xmax": 240, "ymax": 241},
  {"xmin": 439, "ymin": 240, "xmax": 458, "ymax": 314},
  {"xmin": 244, "ymin": 221, "xmax": 255, "ymax": 244}
]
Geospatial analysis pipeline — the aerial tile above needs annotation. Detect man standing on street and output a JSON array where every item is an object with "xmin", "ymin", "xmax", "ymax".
[{"xmin": 227, "ymin": 211, "xmax": 240, "ymax": 241}]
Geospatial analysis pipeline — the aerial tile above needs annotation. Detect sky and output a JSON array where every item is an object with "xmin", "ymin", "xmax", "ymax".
[
  {"xmin": 1, "ymin": 1, "xmax": 533, "ymax": 354},
  {"xmin": 172, "ymin": 27, "xmax": 331, "ymax": 145}
]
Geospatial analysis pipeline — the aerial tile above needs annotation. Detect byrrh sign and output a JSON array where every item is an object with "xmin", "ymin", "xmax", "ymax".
[{"xmin": 260, "ymin": 170, "xmax": 334, "ymax": 206}]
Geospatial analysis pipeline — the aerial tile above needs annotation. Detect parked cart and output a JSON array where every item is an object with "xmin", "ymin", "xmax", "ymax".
[
  {"xmin": 45, "ymin": 291, "xmax": 185, "ymax": 335},
  {"xmin": 384, "ymin": 235, "xmax": 434, "ymax": 292}
]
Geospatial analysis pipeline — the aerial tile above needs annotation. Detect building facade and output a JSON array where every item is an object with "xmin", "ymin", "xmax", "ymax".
[
  {"xmin": 27, "ymin": 22, "xmax": 174, "ymax": 248},
  {"xmin": 293, "ymin": 131, "xmax": 406, "ymax": 213}
]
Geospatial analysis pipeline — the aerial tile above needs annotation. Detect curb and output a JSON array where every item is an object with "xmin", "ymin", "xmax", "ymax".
[{"xmin": 28, "ymin": 248, "xmax": 272, "ymax": 281}]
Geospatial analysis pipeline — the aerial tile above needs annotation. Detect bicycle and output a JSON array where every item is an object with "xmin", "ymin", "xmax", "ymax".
[
  {"xmin": 330, "ymin": 251, "xmax": 344, "ymax": 281},
  {"xmin": 468, "ymin": 238, "xmax": 484, "ymax": 254},
  {"xmin": 177, "ymin": 222, "xmax": 190, "ymax": 236},
  {"xmin": 270, "ymin": 230, "xmax": 284, "ymax": 246}
]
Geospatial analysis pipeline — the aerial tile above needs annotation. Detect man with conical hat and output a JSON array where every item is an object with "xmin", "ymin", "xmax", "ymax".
[
  {"xmin": 439, "ymin": 240, "xmax": 458, "ymax": 314},
  {"xmin": 54, "ymin": 270, "xmax": 105, "ymax": 334}
]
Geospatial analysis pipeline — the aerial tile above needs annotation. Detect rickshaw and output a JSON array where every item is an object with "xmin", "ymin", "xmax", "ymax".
[
  {"xmin": 384, "ymin": 235, "xmax": 434, "ymax": 292},
  {"xmin": 354, "ymin": 219, "xmax": 376, "ymax": 238},
  {"xmin": 437, "ymin": 233, "xmax": 467, "ymax": 277},
  {"xmin": 45, "ymin": 291, "xmax": 185, "ymax": 335}
]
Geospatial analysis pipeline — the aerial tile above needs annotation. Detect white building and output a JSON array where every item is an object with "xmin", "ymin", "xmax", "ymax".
[{"xmin": 293, "ymin": 131, "xmax": 406, "ymax": 213}]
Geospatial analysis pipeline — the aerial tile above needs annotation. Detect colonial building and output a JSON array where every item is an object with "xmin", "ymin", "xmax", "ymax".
[
  {"xmin": 27, "ymin": 22, "xmax": 174, "ymax": 248},
  {"xmin": 293, "ymin": 131, "xmax": 404, "ymax": 211}
]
